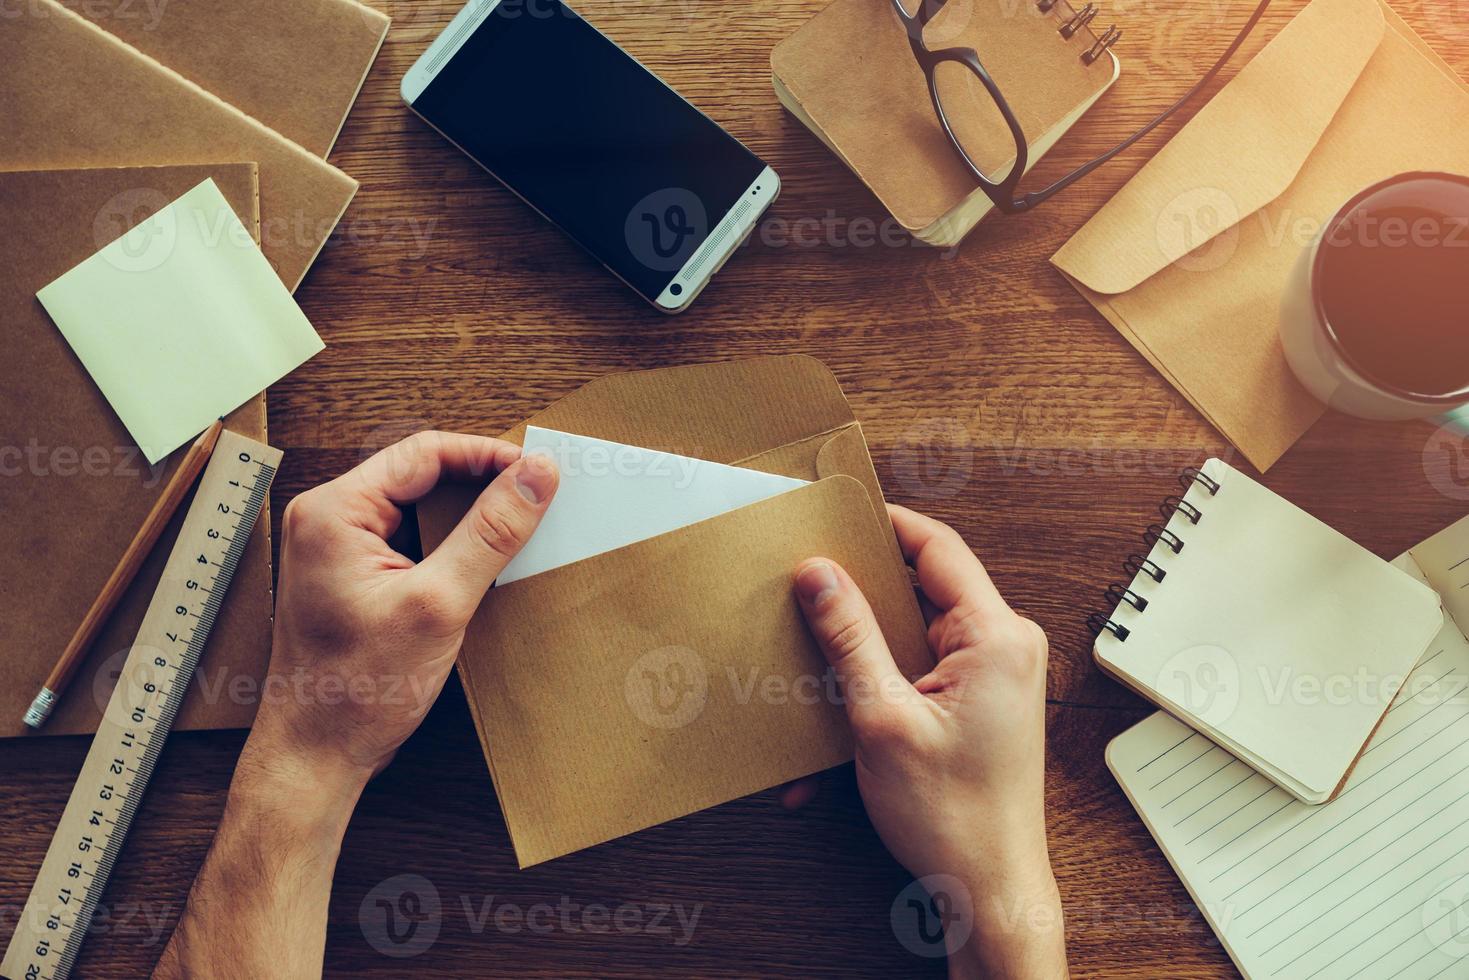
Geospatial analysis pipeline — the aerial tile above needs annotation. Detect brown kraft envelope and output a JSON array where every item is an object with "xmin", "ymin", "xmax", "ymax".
[
  {"xmin": 1050, "ymin": 0, "xmax": 1469, "ymax": 471},
  {"xmin": 0, "ymin": 0, "xmax": 359, "ymax": 292},
  {"xmin": 417, "ymin": 356, "xmax": 933, "ymax": 866},
  {"xmin": 0, "ymin": 165, "xmax": 274, "ymax": 738},
  {"xmin": 56, "ymin": 0, "xmax": 391, "ymax": 158}
]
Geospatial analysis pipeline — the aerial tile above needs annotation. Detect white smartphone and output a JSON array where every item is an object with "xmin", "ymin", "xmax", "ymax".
[{"xmin": 401, "ymin": 0, "xmax": 779, "ymax": 312}]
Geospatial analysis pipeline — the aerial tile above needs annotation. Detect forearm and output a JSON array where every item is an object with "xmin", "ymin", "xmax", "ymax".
[
  {"xmin": 947, "ymin": 848, "xmax": 1068, "ymax": 980},
  {"xmin": 152, "ymin": 726, "xmax": 366, "ymax": 979}
]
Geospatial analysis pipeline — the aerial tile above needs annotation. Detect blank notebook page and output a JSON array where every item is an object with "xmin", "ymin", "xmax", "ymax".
[
  {"xmin": 1096, "ymin": 458, "xmax": 1442, "ymax": 801},
  {"xmin": 1108, "ymin": 515, "xmax": 1469, "ymax": 978}
]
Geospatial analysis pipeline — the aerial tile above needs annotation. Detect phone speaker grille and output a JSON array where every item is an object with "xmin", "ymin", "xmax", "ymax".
[
  {"xmin": 683, "ymin": 198, "xmax": 754, "ymax": 281},
  {"xmin": 428, "ymin": 1, "xmax": 490, "ymax": 74}
]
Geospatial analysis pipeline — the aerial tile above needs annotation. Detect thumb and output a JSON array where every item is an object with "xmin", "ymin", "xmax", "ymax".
[
  {"xmin": 417, "ymin": 453, "xmax": 559, "ymax": 611},
  {"xmin": 793, "ymin": 558, "xmax": 912, "ymax": 729}
]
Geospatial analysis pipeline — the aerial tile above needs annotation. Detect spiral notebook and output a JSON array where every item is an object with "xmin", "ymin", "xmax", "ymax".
[
  {"xmin": 1107, "ymin": 514, "xmax": 1469, "ymax": 979},
  {"xmin": 771, "ymin": 0, "xmax": 1120, "ymax": 246},
  {"xmin": 1092, "ymin": 458, "xmax": 1443, "ymax": 804}
]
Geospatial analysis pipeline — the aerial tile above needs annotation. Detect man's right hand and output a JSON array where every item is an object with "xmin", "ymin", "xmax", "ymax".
[{"xmin": 792, "ymin": 505, "xmax": 1067, "ymax": 980}]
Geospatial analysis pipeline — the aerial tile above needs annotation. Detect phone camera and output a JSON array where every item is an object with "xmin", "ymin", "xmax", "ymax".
[{"xmin": 670, "ymin": 283, "xmax": 683, "ymax": 296}]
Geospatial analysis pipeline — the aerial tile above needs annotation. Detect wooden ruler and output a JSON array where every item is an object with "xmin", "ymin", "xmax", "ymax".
[{"xmin": 1, "ymin": 430, "xmax": 281, "ymax": 980}]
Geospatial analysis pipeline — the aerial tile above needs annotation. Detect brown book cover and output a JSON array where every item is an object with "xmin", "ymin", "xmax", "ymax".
[
  {"xmin": 56, "ymin": 0, "xmax": 391, "ymax": 158},
  {"xmin": 772, "ymin": 0, "xmax": 1118, "ymax": 244},
  {"xmin": 0, "ymin": 0, "xmax": 358, "ymax": 292},
  {"xmin": 0, "ymin": 165, "xmax": 273, "ymax": 739}
]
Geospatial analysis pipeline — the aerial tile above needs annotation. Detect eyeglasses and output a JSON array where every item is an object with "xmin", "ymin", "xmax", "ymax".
[{"xmin": 893, "ymin": 0, "xmax": 1274, "ymax": 213}]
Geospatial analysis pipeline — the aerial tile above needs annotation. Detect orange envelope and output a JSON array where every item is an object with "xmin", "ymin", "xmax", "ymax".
[
  {"xmin": 417, "ymin": 356, "xmax": 932, "ymax": 867},
  {"xmin": 1051, "ymin": 0, "xmax": 1469, "ymax": 471}
]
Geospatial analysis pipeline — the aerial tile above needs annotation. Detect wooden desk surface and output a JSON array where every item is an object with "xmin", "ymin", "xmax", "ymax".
[{"xmin": 4, "ymin": 0, "xmax": 1468, "ymax": 975}]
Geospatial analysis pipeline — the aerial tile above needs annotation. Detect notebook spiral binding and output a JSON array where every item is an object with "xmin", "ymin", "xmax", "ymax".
[
  {"xmin": 1086, "ymin": 466, "xmax": 1222, "ymax": 643},
  {"xmin": 1035, "ymin": 0, "xmax": 1121, "ymax": 65}
]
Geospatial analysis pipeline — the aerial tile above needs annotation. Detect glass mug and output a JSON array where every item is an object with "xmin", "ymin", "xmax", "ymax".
[{"xmin": 1279, "ymin": 171, "xmax": 1469, "ymax": 421}]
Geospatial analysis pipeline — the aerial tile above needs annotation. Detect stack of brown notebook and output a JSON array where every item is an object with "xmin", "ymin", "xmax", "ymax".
[
  {"xmin": 55, "ymin": 0, "xmax": 389, "ymax": 157},
  {"xmin": 0, "ymin": 0, "xmax": 390, "ymax": 737},
  {"xmin": 772, "ymin": 0, "xmax": 1120, "ymax": 245}
]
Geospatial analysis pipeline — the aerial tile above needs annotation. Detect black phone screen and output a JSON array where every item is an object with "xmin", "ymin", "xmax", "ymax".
[{"xmin": 410, "ymin": 1, "xmax": 768, "ymax": 300}]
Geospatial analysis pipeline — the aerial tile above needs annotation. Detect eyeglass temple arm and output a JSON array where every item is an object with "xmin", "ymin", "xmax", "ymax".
[{"xmin": 1009, "ymin": 0, "xmax": 1273, "ymax": 211}]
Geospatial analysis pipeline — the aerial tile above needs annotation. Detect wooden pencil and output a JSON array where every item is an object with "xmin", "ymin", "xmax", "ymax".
[{"xmin": 23, "ymin": 420, "xmax": 226, "ymax": 729}]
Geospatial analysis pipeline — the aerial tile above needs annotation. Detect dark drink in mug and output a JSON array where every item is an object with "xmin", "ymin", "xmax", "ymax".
[{"xmin": 1280, "ymin": 171, "xmax": 1469, "ymax": 420}]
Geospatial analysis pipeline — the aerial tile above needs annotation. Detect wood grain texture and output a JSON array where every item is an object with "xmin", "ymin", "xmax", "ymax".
[{"xmin": 2, "ymin": 0, "xmax": 1467, "ymax": 975}]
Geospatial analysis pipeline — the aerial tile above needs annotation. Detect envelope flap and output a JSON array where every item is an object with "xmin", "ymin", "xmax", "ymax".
[
  {"xmin": 815, "ymin": 422, "xmax": 877, "ymax": 486},
  {"xmin": 1051, "ymin": 0, "xmax": 1385, "ymax": 295},
  {"xmin": 503, "ymin": 354, "xmax": 856, "ymax": 462},
  {"xmin": 736, "ymin": 422, "xmax": 905, "ymax": 566}
]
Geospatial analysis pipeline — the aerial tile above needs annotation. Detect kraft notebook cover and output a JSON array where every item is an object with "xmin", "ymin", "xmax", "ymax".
[
  {"xmin": 771, "ymin": 0, "xmax": 1119, "ymax": 246},
  {"xmin": 1107, "ymin": 513, "xmax": 1469, "ymax": 978},
  {"xmin": 0, "ymin": 164, "xmax": 274, "ymax": 739},
  {"xmin": 1050, "ymin": 0, "xmax": 1469, "ymax": 470},
  {"xmin": 417, "ymin": 356, "xmax": 933, "ymax": 866},
  {"xmin": 1092, "ymin": 458, "xmax": 1442, "ymax": 804},
  {"xmin": 57, "ymin": 0, "xmax": 391, "ymax": 158},
  {"xmin": 0, "ymin": 0, "xmax": 359, "ymax": 292}
]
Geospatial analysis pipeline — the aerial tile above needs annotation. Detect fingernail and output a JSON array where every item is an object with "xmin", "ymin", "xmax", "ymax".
[
  {"xmin": 795, "ymin": 562, "xmax": 839, "ymax": 606},
  {"xmin": 515, "ymin": 453, "xmax": 556, "ymax": 504}
]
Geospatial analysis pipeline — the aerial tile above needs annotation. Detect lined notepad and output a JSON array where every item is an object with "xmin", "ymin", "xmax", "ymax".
[{"xmin": 1109, "ymin": 514, "xmax": 1469, "ymax": 978}]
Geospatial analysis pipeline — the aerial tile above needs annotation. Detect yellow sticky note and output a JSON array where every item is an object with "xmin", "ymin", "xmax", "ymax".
[{"xmin": 36, "ymin": 178, "xmax": 324, "ymax": 463}]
